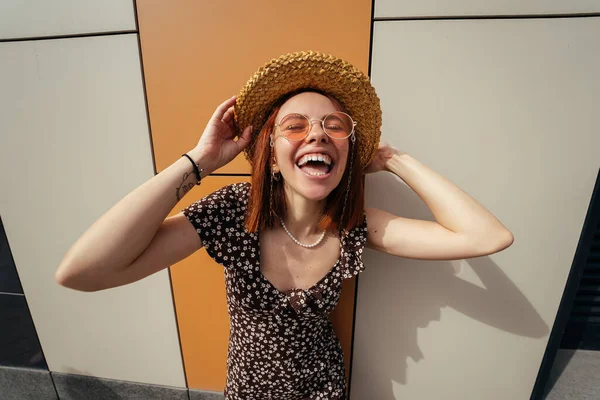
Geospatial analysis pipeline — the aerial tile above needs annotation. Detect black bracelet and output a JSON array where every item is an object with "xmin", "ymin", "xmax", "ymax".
[{"xmin": 182, "ymin": 154, "xmax": 203, "ymax": 185}]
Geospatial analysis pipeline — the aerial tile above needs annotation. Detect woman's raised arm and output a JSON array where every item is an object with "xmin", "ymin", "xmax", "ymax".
[
  {"xmin": 55, "ymin": 96, "xmax": 252, "ymax": 291},
  {"xmin": 365, "ymin": 144, "xmax": 514, "ymax": 260}
]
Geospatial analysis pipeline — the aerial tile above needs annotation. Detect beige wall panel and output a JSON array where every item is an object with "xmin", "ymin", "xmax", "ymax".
[
  {"xmin": 0, "ymin": 0, "xmax": 136, "ymax": 40},
  {"xmin": 351, "ymin": 18, "xmax": 600, "ymax": 399},
  {"xmin": 0, "ymin": 35, "xmax": 185, "ymax": 387},
  {"xmin": 375, "ymin": 0, "xmax": 600, "ymax": 18}
]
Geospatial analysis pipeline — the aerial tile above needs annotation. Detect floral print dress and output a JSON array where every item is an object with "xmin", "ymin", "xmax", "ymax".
[{"xmin": 182, "ymin": 182, "xmax": 368, "ymax": 400}]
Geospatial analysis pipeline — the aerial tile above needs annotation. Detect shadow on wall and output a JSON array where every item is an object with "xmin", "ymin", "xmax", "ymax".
[{"xmin": 354, "ymin": 172, "xmax": 549, "ymax": 399}]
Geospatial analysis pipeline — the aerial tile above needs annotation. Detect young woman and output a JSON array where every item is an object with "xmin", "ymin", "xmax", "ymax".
[{"xmin": 55, "ymin": 51, "xmax": 513, "ymax": 399}]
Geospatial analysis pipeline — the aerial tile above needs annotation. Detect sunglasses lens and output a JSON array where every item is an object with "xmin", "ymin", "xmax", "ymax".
[
  {"xmin": 324, "ymin": 112, "xmax": 354, "ymax": 139},
  {"xmin": 277, "ymin": 112, "xmax": 355, "ymax": 141},
  {"xmin": 279, "ymin": 113, "xmax": 309, "ymax": 141}
]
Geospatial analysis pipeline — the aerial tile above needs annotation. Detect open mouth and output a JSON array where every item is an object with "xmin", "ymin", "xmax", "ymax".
[{"xmin": 296, "ymin": 153, "xmax": 334, "ymax": 177}]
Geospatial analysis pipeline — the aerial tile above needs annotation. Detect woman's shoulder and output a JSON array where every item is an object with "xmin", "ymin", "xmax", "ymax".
[
  {"xmin": 208, "ymin": 181, "xmax": 251, "ymax": 215},
  {"xmin": 339, "ymin": 211, "xmax": 368, "ymax": 279},
  {"xmin": 186, "ymin": 181, "xmax": 250, "ymax": 216},
  {"xmin": 207, "ymin": 181, "xmax": 250, "ymax": 199},
  {"xmin": 345, "ymin": 212, "xmax": 368, "ymax": 244},
  {"xmin": 224, "ymin": 181, "xmax": 251, "ymax": 203}
]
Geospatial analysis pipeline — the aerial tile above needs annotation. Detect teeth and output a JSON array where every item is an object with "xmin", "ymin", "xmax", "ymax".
[
  {"xmin": 296, "ymin": 153, "xmax": 332, "ymax": 166},
  {"xmin": 304, "ymin": 170, "xmax": 327, "ymax": 176}
]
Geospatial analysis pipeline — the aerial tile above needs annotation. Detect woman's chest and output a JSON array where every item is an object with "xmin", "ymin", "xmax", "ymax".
[
  {"xmin": 222, "ymin": 232, "xmax": 345, "ymax": 316},
  {"xmin": 258, "ymin": 233, "xmax": 341, "ymax": 293}
]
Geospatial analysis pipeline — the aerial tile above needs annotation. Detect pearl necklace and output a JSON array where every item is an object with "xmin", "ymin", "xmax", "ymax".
[{"xmin": 279, "ymin": 217, "xmax": 326, "ymax": 248}]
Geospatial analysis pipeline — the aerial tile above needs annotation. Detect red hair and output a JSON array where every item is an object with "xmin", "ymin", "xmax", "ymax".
[{"xmin": 244, "ymin": 90, "xmax": 365, "ymax": 234}]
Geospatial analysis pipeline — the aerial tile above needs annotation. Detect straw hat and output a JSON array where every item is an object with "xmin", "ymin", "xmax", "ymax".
[{"xmin": 234, "ymin": 51, "xmax": 382, "ymax": 170}]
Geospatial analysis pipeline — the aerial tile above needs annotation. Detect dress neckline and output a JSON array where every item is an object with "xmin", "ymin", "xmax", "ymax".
[{"xmin": 255, "ymin": 229, "xmax": 344, "ymax": 297}]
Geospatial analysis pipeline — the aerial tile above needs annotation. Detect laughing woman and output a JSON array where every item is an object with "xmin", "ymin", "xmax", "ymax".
[{"xmin": 55, "ymin": 51, "xmax": 513, "ymax": 400}]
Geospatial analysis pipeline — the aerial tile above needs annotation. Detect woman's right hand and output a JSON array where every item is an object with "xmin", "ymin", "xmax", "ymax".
[{"xmin": 191, "ymin": 96, "xmax": 253, "ymax": 174}]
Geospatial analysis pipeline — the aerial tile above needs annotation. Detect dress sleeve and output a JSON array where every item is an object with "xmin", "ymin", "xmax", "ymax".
[
  {"xmin": 340, "ymin": 212, "xmax": 368, "ymax": 279},
  {"xmin": 181, "ymin": 182, "xmax": 249, "ymax": 268}
]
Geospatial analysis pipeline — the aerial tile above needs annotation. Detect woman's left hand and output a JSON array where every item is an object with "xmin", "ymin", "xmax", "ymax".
[{"xmin": 365, "ymin": 142, "xmax": 405, "ymax": 174}]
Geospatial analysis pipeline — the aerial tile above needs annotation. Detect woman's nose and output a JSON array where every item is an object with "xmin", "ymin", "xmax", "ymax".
[{"xmin": 305, "ymin": 121, "xmax": 329, "ymax": 143}]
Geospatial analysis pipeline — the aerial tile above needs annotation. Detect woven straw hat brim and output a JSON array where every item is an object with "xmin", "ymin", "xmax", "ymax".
[{"xmin": 234, "ymin": 51, "xmax": 382, "ymax": 170}]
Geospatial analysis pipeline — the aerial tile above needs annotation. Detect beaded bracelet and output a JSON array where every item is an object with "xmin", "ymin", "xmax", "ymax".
[{"xmin": 181, "ymin": 154, "xmax": 204, "ymax": 185}]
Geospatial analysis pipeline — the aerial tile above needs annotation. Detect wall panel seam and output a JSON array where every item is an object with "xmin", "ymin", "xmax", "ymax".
[
  {"xmin": 48, "ymin": 371, "xmax": 61, "ymax": 399},
  {"xmin": 374, "ymin": 13, "xmax": 600, "ymax": 22},
  {"xmin": 132, "ymin": 0, "xmax": 188, "ymax": 388},
  {"xmin": 0, "ymin": 30, "xmax": 138, "ymax": 44},
  {"xmin": 348, "ymin": 0, "xmax": 377, "ymax": 396}
]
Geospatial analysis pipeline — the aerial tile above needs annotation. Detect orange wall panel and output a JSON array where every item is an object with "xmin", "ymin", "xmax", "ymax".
[
  {"xmin": 171, "ymin": 176, "xmax": 251, "ymax": 390},
  {"xmin": 137, "ymin": 0, "xmax": 373, "ymax": 391},
  {"xmin": 137, "ymin": 0, "xmax": 372, "ymax": 174}
]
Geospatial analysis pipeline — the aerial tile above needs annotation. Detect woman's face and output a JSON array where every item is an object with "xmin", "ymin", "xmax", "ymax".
[{"xmin": 273, "ymin": 92, "xmax": 350, "ymax": 202}]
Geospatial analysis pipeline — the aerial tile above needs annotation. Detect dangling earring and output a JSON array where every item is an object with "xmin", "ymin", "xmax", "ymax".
[
  {"xmin": 270, "ymin": 135, "xmax": 280, "ymax": 181},
  {"xmin": 339, "ymin": 133, "xmax": 355, "ymax": 236},
  {"xmin": 271, "ymin": 167, "xmax": 280, "ymax": 181},
  {"xmin": 269, "ymin": 167, "xmax": 274, "ymax": 223},
  {"xmin": 269, "ymin": 167, "xmax": 280, "ymax": 224},
  {"xmin": 269, "ymin": 134, "xmax": 277, "ymax": 224}
]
